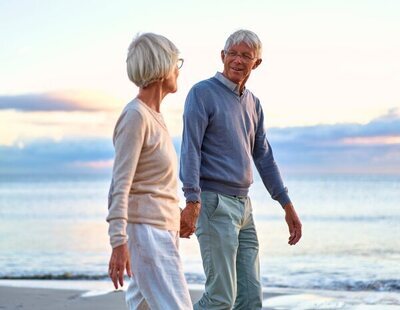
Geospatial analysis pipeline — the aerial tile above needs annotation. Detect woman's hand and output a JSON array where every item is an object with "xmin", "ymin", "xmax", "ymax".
[{"xmin": 108, "ymin": 243, "xmax": 132, "ymax": 289}]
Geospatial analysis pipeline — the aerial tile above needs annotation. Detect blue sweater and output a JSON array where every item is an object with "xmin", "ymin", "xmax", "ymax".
[{"xmin": 180, "ymin": 72, "xmax": 291, "ymax": 208}]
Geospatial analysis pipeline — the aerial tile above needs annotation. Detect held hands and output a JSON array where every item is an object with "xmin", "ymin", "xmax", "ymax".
[
  {"xmin": 283, "ymin": 203, "xmax": 302, "ymax": 245},
  {"xmin": 108, "ymin": 243, "xmax": 132, "ymax": 289},
  {"xmin": 180, "ymin": 202, "xmax": 201, "ymax": 238}
]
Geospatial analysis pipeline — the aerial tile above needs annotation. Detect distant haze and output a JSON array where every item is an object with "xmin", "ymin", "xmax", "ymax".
[{"xmin": 0, "ymin": 0, "xmax": 399, "ymax": 174}]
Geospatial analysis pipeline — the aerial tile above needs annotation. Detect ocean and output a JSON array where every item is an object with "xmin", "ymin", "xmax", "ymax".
[{"xmin": 0, "ymin": 173, "xmax": 399, "ymax": 307}]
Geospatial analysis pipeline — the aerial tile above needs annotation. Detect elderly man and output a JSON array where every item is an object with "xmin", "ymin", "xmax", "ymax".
[{"xmin": 180, "ymin": 29, "xmax": 302, "ymax": 309}]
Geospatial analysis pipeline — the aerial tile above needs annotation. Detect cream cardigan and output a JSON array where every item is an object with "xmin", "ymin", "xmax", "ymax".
[{"xmin": 107, "ymin": 99, "xmax": 180, "ymax": 248}]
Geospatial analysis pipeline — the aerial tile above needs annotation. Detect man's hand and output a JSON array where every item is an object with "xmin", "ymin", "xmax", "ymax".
[
  {"xmin": 284, "ymin": 203, "xmax": 302, "ymax": 245},
  {"xmin": 108, "ymin": 243, "xmax": 132, "ymax": 289},
  {"xmin": 180, "ymin": 202, "xmax": 201, "ymax": 238}
]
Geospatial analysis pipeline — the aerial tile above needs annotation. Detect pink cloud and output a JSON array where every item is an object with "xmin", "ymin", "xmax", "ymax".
[
  {"xmin": 341, "ymin": 135, "xmax": 400, "ymax": 146},
  {"xmin": 72, "ymin": 159, "xmax": 114, "ymax": 169},
  {"xmin": 0, "ymin": 90, "xmax": 121, "ymax": 112}
]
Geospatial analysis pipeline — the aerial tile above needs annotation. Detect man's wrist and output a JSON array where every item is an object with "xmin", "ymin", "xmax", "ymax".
[
  {"xmin": 283, "ymin": 203, "xmax": 294, "ymax": 212},
  {"xmin": 186, "ymin": 201, "xmax": 201, "ymax": 215}
]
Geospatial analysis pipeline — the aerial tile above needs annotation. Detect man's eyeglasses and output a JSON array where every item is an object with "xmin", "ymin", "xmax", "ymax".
[
  {"xmin": 224, "ymin": 51, "xmax": 256, "ymax": 62},
  {"xmin": 177, "ymin": 58, "xmax": 184, "ymax": 69}
]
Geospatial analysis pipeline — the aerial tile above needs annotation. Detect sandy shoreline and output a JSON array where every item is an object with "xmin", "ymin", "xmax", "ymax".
[
  {"xmin": 0, "ymin": 285, "xmax": 281, "ymax": 310},
  {"xmin": 0, "ymin": 286, "xmax": 277, "ymax": 310},
  {"xmin": 0, "ymin": 286, "xmax": 126, "ymax": 310},
  {"xmin": 1, "ymin": 280, "xmax": 400, "ymax": 309}
]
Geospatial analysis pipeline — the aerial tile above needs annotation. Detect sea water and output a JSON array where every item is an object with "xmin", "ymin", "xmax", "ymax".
[{"xmin": 0, "ymin": 173, "xmax": 399, "ymax": 307}]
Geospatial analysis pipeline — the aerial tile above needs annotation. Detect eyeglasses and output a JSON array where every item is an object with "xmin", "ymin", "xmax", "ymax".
[
  {"xmin": 224, "ymin": 50, "xmax": 256, "ymax": 62},
  {"xmin": 177, "ymin": 58, "xmax": 184, "ymax": 69}
]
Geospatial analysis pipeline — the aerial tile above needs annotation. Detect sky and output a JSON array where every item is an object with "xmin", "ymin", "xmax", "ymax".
[{"xmin": 0, "ymin": 0, "xmax": 399, "ymax": 174}]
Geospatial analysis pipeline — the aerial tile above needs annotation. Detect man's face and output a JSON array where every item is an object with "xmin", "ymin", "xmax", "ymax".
[{"xmin": 221, "ymin": 42, "xmax": 261, "ymax": 87}]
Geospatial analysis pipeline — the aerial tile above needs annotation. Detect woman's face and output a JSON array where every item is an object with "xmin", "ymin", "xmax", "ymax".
[{"xmin": 162, "ymin": 63, "xmax": 180, "ymax": 94}]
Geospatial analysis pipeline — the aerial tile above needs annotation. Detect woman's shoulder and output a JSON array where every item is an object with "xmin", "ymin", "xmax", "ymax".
[
  {"xmin": 115, "ymin": 99, "xmax": 148, "ymax": 130},
  {"xmin": 121, "ymin": 99, "xmax": 150, "ymax": 120},
  {"xmin": 124, "ymin": 98, "xmax": 146, "ymax": 113}
]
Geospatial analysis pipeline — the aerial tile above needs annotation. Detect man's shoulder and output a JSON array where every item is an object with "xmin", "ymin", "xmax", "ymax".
[
  {"xmin": 245, "ymin": 90, "xmax": 261, "ymax": 106},
  {"xmin": 244, "ymin": 88, "xmax": 258, "ymax": 100},
  {"xmin": 190, "ymin": 77, "xmax": 220, "ymax": 93}
]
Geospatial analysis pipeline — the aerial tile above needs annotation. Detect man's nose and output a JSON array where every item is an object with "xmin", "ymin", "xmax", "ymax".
[{"xmin": 232, "ymin": 55, "xmax": 243, "ymax": 63}]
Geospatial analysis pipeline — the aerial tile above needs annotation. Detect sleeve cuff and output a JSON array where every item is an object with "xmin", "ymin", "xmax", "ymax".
[
  {"xmin": 108, "ymin": 218, "xmax": 128, "ymax": 248},
  {"xmin": 110, "ymin": 237, "xmax": 128, "ymax": 249},
  {"xmin": 185, "ymin": 192, "xmax": 201, "ymax": 203},
  {"xmin": 277, "ymin": 192, "xmax": 292, "ymax": 209}
]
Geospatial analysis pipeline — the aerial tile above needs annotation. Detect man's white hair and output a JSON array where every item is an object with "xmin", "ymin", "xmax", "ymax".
[{"xmin": 224, "ymin": 29, "xmax": 262, "ymax": 58}]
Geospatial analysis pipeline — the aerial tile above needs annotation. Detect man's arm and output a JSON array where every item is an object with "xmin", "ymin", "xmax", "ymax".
[
  {"xmin": 252, "ymin": 103, "xmax": 302, "ymax": 245},
  {"xmin": 179, "ymin": 87, "xmax": 208, "ymax": 237},
  {"xmin": 252, "ymin": 104, "xmax": 290, "ymax": 206}
]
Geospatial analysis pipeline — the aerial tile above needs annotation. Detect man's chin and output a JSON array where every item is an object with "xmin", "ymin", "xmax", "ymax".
[
  {"xmin": 228, "ymin": 77, "xmax": 242, "ymax": 84},
  {"xmin": 228, "ymin": 72, "xmax": 245, "ymax": 83}
]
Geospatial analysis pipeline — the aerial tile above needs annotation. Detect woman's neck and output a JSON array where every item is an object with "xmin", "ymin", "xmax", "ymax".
[{"xmin": 136, "ymin": 83, "xmax": 166, "ymax": 113}]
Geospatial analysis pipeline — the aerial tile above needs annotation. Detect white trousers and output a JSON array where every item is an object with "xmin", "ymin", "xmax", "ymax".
[{"xmin": 125, "ymin": 223, "xmax": 192, "ymax": 310}]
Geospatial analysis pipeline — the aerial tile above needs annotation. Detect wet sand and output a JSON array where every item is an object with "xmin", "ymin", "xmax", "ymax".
[
  {"xmin": 1, "ymin": 282, "xmax": 399, "ymax": 309},
  {"xmin": 0, "ymin": 284, "xmax": 284, "ymax": 310}
]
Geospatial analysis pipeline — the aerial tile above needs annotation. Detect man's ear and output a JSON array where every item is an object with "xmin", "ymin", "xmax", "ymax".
[
  {"xmin": 252, "ymin": 58, "xmax": 262, "ymax": 69},
  {"xmin": 220, "ymin": 50, "xmax": 225, "ymax": 62}
]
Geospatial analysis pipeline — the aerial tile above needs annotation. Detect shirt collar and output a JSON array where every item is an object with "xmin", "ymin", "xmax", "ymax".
[{"xmin": 214, "ymin": 72, "xmax": 243, "ymax": 96}]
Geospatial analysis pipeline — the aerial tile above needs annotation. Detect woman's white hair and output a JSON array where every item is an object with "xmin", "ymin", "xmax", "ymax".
[
  {"xmin": 126, "ymin": 33, "xmax": 179, "ymax": 88},
  {"xmin": 224, "ymin": 29, "xmax": 262, "ymax": 58}
]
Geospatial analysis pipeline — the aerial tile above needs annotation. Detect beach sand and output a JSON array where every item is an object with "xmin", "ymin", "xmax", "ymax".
[
  {"xmin": 1, "ymin": 281, "xmax": 400, "ymax": 309},
  {"xmin": 0, "ymin": 286, "xmax": 126, "ymax": 310},
  {"xmin": 0, "ymin": 283, "xmax": 285, "ymax": 310}
]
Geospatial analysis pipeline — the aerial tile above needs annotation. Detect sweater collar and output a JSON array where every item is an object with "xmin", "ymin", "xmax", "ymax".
[{"xmin": 214, "ymin": 72, "xmax": 243, "ymax": 96}]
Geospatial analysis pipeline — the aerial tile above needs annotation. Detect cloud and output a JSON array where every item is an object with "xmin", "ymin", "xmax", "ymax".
[
  {"xmin": 0, "ymin": 138, "xmax": 114, "ymax": 174},
  {"xmin": 0, "ymin": 110, "xmax": 399, "ymax": 175},
  {"xmin": 0, "ymin": 137, "xmax": 184, "ymax": 175},
  {"xmin": 72, "ymin": 160, "xmax": 114, "ymax": 169},
  {"xmin": 269, "ymin": 107, "xmax": 400, "ymax": 143},
  {"xmin": 268, "ymin": 108, "xmax": 400, "ymax": 174},
  {"xmin": 0, "ymin": 91, "xmax": 121, "ymax": 112}
]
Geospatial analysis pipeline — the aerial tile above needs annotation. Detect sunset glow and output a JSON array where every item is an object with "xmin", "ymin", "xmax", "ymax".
[
  {"xmin": 0, "ymin": 0, "xmax": 399, "ymax": 174},
  {"xmin": 342, "ymin": 136, "xmax": 400, "ymax": 146}
]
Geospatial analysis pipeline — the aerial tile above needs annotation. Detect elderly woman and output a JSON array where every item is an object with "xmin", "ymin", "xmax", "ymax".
[{"xmin": 106, "ymin": 33, "xmax": 192, "ymax": 309}]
